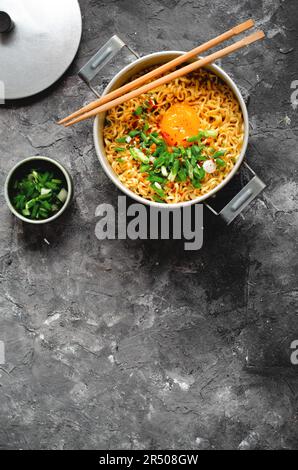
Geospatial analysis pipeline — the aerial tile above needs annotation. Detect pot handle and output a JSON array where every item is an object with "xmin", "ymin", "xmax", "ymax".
[
  {"xmin": 78, "ymin": 35, "xmax": 140, "ymax": 97},
  {"xmin": 204, "ymin": 162, "xmax": 266, "ymax": 224}
]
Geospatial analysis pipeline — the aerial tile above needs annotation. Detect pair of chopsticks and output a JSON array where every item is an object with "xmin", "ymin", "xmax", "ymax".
[{"xmin": 58, "ymin": 19, "xmax": 264, "ymax": 127}]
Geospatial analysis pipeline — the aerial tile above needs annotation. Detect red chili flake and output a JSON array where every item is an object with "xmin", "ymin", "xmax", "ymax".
[
  {"xmin": 161, "ymin": 131, "xmax": 175, "ymax": 146},
  {"xmin": 161, "ymin": 131, "xmax": 170, "ymax": 140},
  {"xmin": 147, "ymin": 98, "xmax": 157, "ymax": 112}
]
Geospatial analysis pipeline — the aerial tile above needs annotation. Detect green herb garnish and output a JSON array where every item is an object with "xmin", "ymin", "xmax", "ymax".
[
  {"xmin": 134, "ymin": 106, "xmax": 143, "ymax": 116},
  {"xmin": 139, "ymin": 164, "xmax": 150, "ymax": 173},
  {"xmin": 129, "ymin": 130, "xmax": 140, "ymax": 138},
  {"xmin": 151, "ymin": 182, "xmax": 165, "ymax": 199},
  {"xmin": 12, "ymin": 169, "xmax": 67, "ymax": 220},
  {"xmin": 152, "ymin": 195, "xmax": 165, "ymax": 203},
  {"xmin": 187, "ymin": 129, "xmax": 218, "ymax": 143},
  {"xmin": 116, "ymin": 137, "xmax": 127, "ymax": 143},
  {"xmin": 115, "ymin": 125, "xmax": 226, "ymax": 197},
  {"xmin": 215, "ymin": 158, "xmax": 226, "ymax": 167},
  {"xmin": 213, "ymin": 150, "xmax": 226, "ymax": 158},
  {"xmin": 147, "ymin": 174, "xmax": 165, "ymax": 184},
  {"xmin": 168, "ymin": 159, "xmax": 180, "ymax": 182},
  {"xmin": 129, "ymin": 147, "xmax": 150, "ymax": 164}
]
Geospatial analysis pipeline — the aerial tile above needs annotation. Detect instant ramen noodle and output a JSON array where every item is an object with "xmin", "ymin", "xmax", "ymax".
[{"xmin": 103, "ymin": 68, "xmax": 244, "ymax": 204}]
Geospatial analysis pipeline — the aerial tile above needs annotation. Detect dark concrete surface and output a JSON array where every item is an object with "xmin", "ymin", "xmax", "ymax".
[{"xmin": 0, "ymin": 0, "xmax": 298, "ymax": 450}]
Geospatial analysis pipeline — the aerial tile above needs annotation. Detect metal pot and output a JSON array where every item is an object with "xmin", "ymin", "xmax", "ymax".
[{"xmin": 78, "ymin": 35, "xmax": 265, "ymax": 224}]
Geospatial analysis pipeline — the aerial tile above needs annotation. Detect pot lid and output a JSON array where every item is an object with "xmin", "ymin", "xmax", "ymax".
[{"xmin": 0, "ymin": 0, "xmax": 82, "ymax": 100}]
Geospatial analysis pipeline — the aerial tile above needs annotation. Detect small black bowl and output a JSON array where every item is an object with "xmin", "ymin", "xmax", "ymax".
[{"xmin": 4, "ymin": 156, "xmax": 73, "ymax": 224}]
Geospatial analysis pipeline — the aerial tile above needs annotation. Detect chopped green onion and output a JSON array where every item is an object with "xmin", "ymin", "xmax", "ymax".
[
  {"xmin": 57, "ymin": 188, "xmax": 68, "ymax": 203},
  {"xmin": 45, "ymin": 181, "xmax": 59, "ymax": 190},
  {"xmin": 151, "ymin": 182, "xmax": 165, "ymax": 199},
  {"xmin": 187, "ymin": 129, "xmax": 218, "ymax": 143},
  {"xmin": 191, "ymin": 154, "xmax": 197, "ymax": 167},
  {"xmin": 167, "ymin": 152, "xmax": 175, "ymax": 165},
  {"xmin": 39, "ymin": 172, "xmax": 50, "ymax": 184},
  {"xmin": 140, "ymin": 132, "xmax": 148, "ymax": 142},
  {"xmin": 152, "ymin": 195, "xmax": 165, "ymax": 203},
  {"xmin": 185, "ymin": 160, "xmax": 194, "ymax": 179},
  {"xmin": 213, "ymin": 150, "xmax": 226, "ymax": 158},
  {"xmin": 203, "ymin": 130, "xmax": 218, "ymax": 138},
  {"xmin": 161, "ymin": 166, "xmax": 168, "ymax": 177},
  {"xmin": 134, "ymin": 106, "xmax": 143, "ymax": 116},
  {"xmin": 129, "ymin": 130, "xmax": 140, "ymax": 137},
  {"xmin": 31, "ymin": 170, "xmax": 39, "ymax": 182},
  {"xmin": 147, "ymin": 174, "xmax": 165, "ymax": 184},
  {"xmin": 177, "ymin": 168, "xmax": 187, "ymax": 182},
  {"xmin": 116, "ymin": 137, "xmax": 127, "ymax": 143},
  {"xmin": 31, "ymin": 204, "xmax": 39, "ymax": 219},
  {"xmin": 139, "ymin": 164, "xmax": 150, "ymax": 173},
  {"xmin": 115, "ymin": 147, "xmax": 126, "ymax": 152},
  {"xmin": 193, "ymin": 165, "xmax": 206, "ymax": 180},
  {"xmin": 39, "ymin": 191, "xmax": 53, "ymax": 200},
  {"xmin": 41, "ymin": 188, "xmax": 51, "ymax": 196},
  {"xmin": 39, "ymin": 208, "xmax": 49, "ymax": 218},
  {"xmin": 153, "ymin": 155, "xmax": 166, "ymax": 169},
  {"xmin": 152, "ymin": 147, "xmax": 163, "ymax": 157},
  {"xmin": 155, "ymin": 141, "xmax": 167, "ymax": 156},
  {"xmin": 191, "ymin": 145, "xmax": 203, "ymax": 158},
  {"xmin": 187, "ymin": 135, "xmax": 201, "ymax": 143},
  {"xmin": 150, "ymin": 134, "xmax": 163, "ymax": 145},
  {"xmin": 129, "ymin": 147, "xmax": 149, "ymax": 164},
  {"xmin": 192, "ymin": 179, "xmax": 202, "ymax": 189},
  {"xmin": 168, "ymin": 159, "xmax": 180, "ymax": 182},
  {"xmin": 25, "ymin": 198, "xmax": 36, "ymax": 210},
  {"xmin": 41, "ymin": 201, "xmax": 52, "ymax": 211},
  {"xmin": 196, "ymin": 154, "xmax": 208, "ymax": 161},
  {"xmin": 216, "ymin": 158, "xmax": 226, "ymax": 167}
]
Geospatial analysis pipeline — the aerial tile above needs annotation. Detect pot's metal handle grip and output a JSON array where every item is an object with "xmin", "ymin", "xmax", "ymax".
[
  {"xmin": 78, "ymin": 35, "xmax": 139, "ymax": 97},
  {"xmin": 205, "ymin": 162, "xmax": 266, "ymax": 224}
]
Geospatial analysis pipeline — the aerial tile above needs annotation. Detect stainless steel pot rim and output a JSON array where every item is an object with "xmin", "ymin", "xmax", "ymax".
[
  {"xmin": 94, "ymin": 50, "xmax": 249, "ymax": 209},
  {"xmin": 4, "ymin": 156, "xmax": 73, "ymax": 224}
]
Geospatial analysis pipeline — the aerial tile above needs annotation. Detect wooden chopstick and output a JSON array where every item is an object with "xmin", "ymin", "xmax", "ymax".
[
  {"xmin": 64, "ymin": 30, "xmax": 265, "ymax": 127},
  {"xmin": 58, "ymin": 19, "xmax": 254, "ymax": 125}
]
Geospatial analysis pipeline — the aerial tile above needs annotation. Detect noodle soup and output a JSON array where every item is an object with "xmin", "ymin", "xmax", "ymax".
[{"xmin": 103, "ymin": 68, "xmax": 244, "ymax": 204}]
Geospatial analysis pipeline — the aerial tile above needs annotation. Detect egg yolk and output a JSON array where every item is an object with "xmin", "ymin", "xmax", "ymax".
[{"xmin": 160, "ymin": 103, "xmax": 201, "ymax": 147}]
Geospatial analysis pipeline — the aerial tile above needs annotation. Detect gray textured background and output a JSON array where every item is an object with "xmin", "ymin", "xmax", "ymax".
[{"xmin": 0, "ymin": 0, "xmax": 298, "ymax": 450}]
